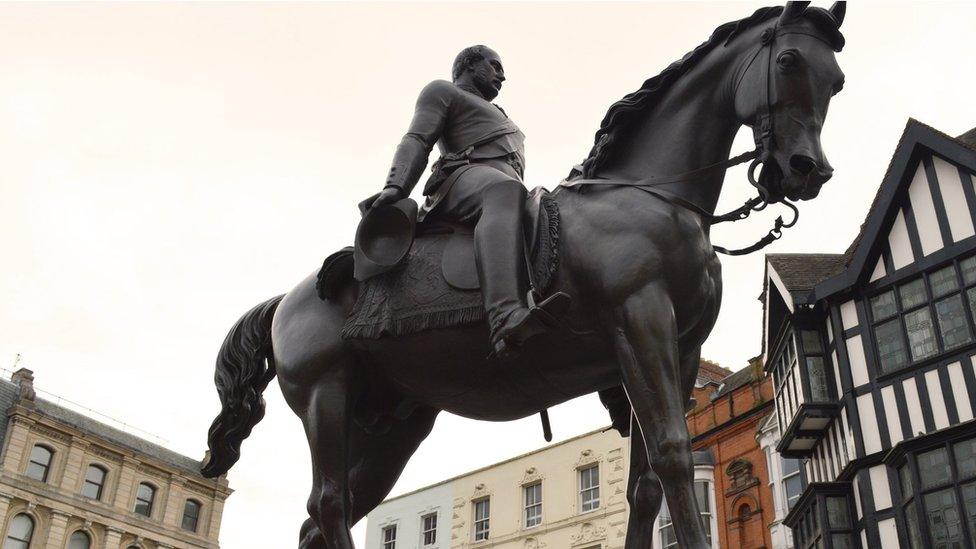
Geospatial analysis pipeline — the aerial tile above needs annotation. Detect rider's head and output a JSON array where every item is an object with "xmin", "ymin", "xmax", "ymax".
[{"xmin": 452, "ymin": 45, "xmax": 505, "ymax": 101}]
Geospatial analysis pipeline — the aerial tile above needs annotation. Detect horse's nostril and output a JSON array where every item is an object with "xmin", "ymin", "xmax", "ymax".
[{"xmin": 790, "ymin": 155, "xmax": 817, "ymax": 176}]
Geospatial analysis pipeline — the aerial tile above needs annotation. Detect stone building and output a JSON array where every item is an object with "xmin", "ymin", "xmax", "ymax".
[
  {"xmin": 761, "ymin": 119, "xmax": 976, "ymax": 548},
  {"xmin": 0, "ymin": 368, "xmax": 230, "ymax": 548}
]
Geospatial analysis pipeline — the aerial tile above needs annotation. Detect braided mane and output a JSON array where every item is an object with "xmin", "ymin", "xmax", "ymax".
[{"xmin": 577, "ymin": 5, "xmax": 843, "ymax": 178}]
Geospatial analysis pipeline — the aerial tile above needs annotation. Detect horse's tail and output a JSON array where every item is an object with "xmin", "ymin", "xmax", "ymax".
[{"xmin": 201, "ymin": 295, "xmax": 284, "ymax": 478}]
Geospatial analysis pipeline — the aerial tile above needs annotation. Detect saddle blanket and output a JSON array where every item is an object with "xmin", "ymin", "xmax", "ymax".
[
  {"xmin": 339, "ymin": 235, "xmax": 485, "ymax": 340},
  {"xmin": 336, "ymin": 192, "xmax": 560, "ymax": 340}
]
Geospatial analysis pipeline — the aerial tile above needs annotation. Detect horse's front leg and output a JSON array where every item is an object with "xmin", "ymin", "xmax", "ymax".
[{"xmin": 611, "ymin": 285, "xmax": 709, "ymax": 549}]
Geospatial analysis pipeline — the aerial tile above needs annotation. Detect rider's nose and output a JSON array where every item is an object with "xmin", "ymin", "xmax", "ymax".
[
  {"xmin": 497, "ymin": 73, "xmax": 506, "ymax": 82},
  {"xmin": 789, "ymin": 154, "xmax": 817, "ymax": 176}
]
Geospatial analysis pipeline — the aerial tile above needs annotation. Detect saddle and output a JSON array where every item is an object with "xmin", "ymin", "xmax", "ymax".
[{"xmin": 316, "ymin": 187, "xmax": 560, "ymax": 340}]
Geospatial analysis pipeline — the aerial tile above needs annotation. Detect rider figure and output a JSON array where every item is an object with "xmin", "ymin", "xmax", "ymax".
[{"xmin": 364, "ymin": 45, "xmax": 563, "ymax": 358}]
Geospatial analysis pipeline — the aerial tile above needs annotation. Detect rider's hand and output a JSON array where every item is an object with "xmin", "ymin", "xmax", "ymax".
[{"xmin": 359, "ymin": 187, "xmax": 403, "ymax": 215}]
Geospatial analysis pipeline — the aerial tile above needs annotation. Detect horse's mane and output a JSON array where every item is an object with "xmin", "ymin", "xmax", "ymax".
[{"xmin": 577, "ymin": 5, "xmax": 844, "ymax": 178}]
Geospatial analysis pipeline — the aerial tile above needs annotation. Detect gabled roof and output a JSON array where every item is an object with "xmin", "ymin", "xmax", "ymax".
[
  {"xmin": 767, "ymin": 253, "xmax": 846, "ymax": 296},
  {"xmin": 809, "ymin": 119, "xmax": 976, "ymax": 299},
  {"xmin": 712, "ymin": 359, "xmax": 764, "ymax": 399}
]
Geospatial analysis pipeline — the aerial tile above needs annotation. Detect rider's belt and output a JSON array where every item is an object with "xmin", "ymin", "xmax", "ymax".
[{"xmin": 423, "ymin": 146, "xmax": 475, "ymax": 196}]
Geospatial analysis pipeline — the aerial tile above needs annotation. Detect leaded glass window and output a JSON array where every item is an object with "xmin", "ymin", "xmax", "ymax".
[
  {"xmin": 919, "ymin": 447, "xmax": 951, "ymax": 490},
  {"xmin": 930, "ymin": 266, "xmax": 959, "ymax": 298},
  {"xmin": 900, "ymin": 435, "xmax": 976, "ymax": 548},
  {"xmin": 875, "ymin": 319, "xmax": 909, "ymax": 372},
  {"xmin": 935, "ymin": 295, "xmax": 973, "ymax": 349},
  {"xmin": 904, "ymin": 308, "xmax": 938, "ymax": 360}
]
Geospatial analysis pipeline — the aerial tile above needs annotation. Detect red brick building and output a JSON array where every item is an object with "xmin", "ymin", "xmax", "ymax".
[{"xmin": 688, "ymin": 358, "xmax": 776, "ymax": 549}]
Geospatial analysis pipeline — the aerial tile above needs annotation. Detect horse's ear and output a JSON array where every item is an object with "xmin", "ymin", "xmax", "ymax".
[
  {"xmin": 780, "ymin": 1, "xmax": 810, "ymax": 24},
  {"xmin": 829, "ymin": 1, "xmax": 846, "ymax": 27}
]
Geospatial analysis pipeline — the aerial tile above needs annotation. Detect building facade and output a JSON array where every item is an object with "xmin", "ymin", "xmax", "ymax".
[
  {"xmin": 366, "ymin": 360, "xmax": 786, "ymax": 549},
  {"xmin": 0, "ymin": 368, "xmax": 231, "ymax": 548},
  {"xmin": 762, "ymin": 120, "xmax": 976, "ymax": 548},
  {"xmin": 687, "ymin": 358, "xmax": 777, "ymax": 549}
]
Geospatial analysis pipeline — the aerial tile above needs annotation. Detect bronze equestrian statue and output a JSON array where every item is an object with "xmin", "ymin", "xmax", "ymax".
[
  {"xmin": 202, "ymin": 3, "xmax": 846, "ymax": 548},
  {"xmin": 361, "ymin": 45, "xmax": 569, "ymax": 359}
]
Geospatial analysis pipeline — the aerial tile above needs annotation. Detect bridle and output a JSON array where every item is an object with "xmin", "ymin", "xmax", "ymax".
[{"xmin": 561, "ymin": 23, "xmax": 836, "ymax": 256}]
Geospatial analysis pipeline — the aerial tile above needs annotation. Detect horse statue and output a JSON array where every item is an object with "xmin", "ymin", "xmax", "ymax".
[{"xmin": 201, "ymin": 3, "xmax": 846, "ymax": 547}]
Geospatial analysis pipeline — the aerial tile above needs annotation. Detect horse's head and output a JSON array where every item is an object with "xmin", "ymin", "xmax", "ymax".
[{"xmin": 733, "ymin": 1, "xmax": 846, "ymax": 203}]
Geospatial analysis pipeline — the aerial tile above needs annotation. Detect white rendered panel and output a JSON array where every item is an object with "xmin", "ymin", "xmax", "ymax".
[
  {"xmin": 948, "ymin": 361, "xmax": 974, "ymax": 422},
  {"xmin": 925, "ymin": 369, "xmax": 950, "ymax": 430},
  {"xmin": 832, "ymin": 350, "xmax": 843, "ymax": 397},
  {"xmin": 870, "ymin": 465, "xmax": 892, "ymax": 510},
  {"xmin": 881, "ymin": 385, "xmax": 904, "ymax": 445},
  {"xmin": 852, "ymin": 475, "xmax": 863, "ymax": 519},
  {"xmin": 878, "ymin": 518, "xmax": 901, "ymax": 548},
  {"xmin": 846, "ymin": 335, "xmax": 870, "ymax": 388},
  {"xmin": 888, "ymin": 210, "xmax": 915, "ymax": 269},
  {"xmin": 933, "ymin": 156, "xmax": 975, "ymax": 241},
  {"xmin": 857, "ymin": 393, "xmax": 882, "ymax": 455},
  {"xmin": 840, "ymin": 300, "xmax": 858, "ymax": 330},
  {"xmin": 842, "ymin": 407, "xmax": 856, "ymax": 461},
  {"xmin": 870, "ymin": 257, "xmax": 886, "ymax": 282},
  {"xmin": 909, "ymin": 162, "xmax": 944, "ymax": 255},
  {"xmin": 861, "ymin": 530, "xmax": 869, "ymax": 549},
  {"xmin": 826, "ymin": 317, "xmax": 833, "ymax": 343},
  {"xmin": 903, "ymin": 378, "xmax": 926, "ymax": 437}
]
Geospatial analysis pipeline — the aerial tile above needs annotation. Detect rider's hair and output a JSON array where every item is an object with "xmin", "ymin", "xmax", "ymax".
[{"xmin": 452, "ymin": 45, "xmax": 490, "ymax": 81}]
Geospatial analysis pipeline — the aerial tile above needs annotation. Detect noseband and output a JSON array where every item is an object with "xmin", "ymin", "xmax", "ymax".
[{"xmin": 563, "ymin": 23, "xmax": 839, "ymax": 256}]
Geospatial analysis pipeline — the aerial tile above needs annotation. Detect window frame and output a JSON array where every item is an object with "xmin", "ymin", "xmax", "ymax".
[
  {"xmin": 133, "ymin": 482, "xmax": 156, "ymax": 518},
  {"xmin": 181, "ymin": 499, "xmax": 202, "ymax": 532},
  {"xmin": 866, "ymin": 256, "xmax": 976, "ymax": 377},
  {"xmin": 420, "ymin": 512, "xmax": 437, "ymax": 546},
  {"xmin": 25, "ymin": 444, "xmax": 54, "ymax": 483},
  {"xmin": 4, "ymin": 513, "xmax": 35, "ymax": 549},
  {"xmin": 579, "ymin": 464, "xmax": 600, "ymax": 512},
  {"xmin": 382, "ymin": 524, "xmax": 397, "ymax": 549},
  {"xmin": 896, "ymin": 435, "xmax": 976, "ymax": 549},
  {"xmin": 523, "ymin": 482, "xmax": 542, "ymax": 528},
  {"xmin": 81, "ymin": 463, "xmax": 107, "ymax": 501},
  {"xmin": 473, "ymin": 498, "xmax": 490, "ymax": 542},
  {"xmin": 67, "ymin": 530, "xmax": 92, "ymax": 549}
]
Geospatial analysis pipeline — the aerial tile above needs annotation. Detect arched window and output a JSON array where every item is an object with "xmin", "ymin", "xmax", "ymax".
[
  {"xmin": 3, "ymin": 513, "xmax": 34, "ymax": 549},
  {"xmin": 81, "ymin": 464, "xmax": 107, "ymax": 500},
  {"xmin": 25, "ymin": 444, "xmax": 53, "ymax": 482},
  {"xmin": 67, "ymin": 531, "xmax": 91, "ymax": 549},
  {"xmin": 134, "ymin": 482, "xmax": 156, "ymax": 517},
  {"xmin": 182, "ymin": 499, "xmax": 201, "ymax": 532}
]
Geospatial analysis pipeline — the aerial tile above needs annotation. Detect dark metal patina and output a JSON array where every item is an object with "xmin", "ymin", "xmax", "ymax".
[{"xmin": 203, "ymin": 3, "xmax": 846, "ymax": 548}]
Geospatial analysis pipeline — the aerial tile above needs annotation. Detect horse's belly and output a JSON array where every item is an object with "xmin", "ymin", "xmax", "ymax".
[{"xmin": 358, "ymin": 326, "xmax": 616, "ymax": 421}]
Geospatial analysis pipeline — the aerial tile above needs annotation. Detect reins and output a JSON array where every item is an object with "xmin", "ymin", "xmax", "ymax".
[{"xmin": 561, "ymin": 23, "xmax": 824, "ymax": 256}]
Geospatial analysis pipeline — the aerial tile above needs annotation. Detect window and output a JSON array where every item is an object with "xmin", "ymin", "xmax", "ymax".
[
  {"xmin": 870, "ymin": 259, "xmax": 976, "ymax": 374},
  {"xmin": 382, "ymin": 525, "xmax": 396, "ymax": 549},
  {"xmin": 473, "ymin": 499, "xmax": 490, "ymax": 541},
  {"xmin": 134, "ymin": 482, "xmax": 155, "ymax": 517},
  {"xmin": 25, "ymin": 444, "xmax": 52, "ymax": 482},
  {"xmin": 579, "ymin": 465, "xmax": 600, "ymax": 512},
  {"xmin": 659, "ymin": 480, "xmax": 713, "ymax": 548},
  {"xmin": 524, "ymin": 483, "xmax": 542, "ymax": 528},
  {"xmin": 792, "ymin": 492, "xmax": 855, "ymax": 549},
  {"xmin": 81, "ymin": 464, "xmax": 106, "ymax": 500},
  {"xmin": 421, "ymin": 513, "xmax": 436, "ymax": 546},
  {"xmin": 182, "ymin": 499, "xmax": 201, "ymax": 532},
  {"xmin": 899, "ymin": 436, "xmax": 976, "ymax": 548},
  {"xmin": 783, "ymin": 457, "xmax": 803, "ymax": 510},
  {"xmin": 67, "ymin": 531, "xmax": 91, "ymax": 549},
  {"xmin": 3, "ymin": 514, "xmax": 34, "ymax": 549}
]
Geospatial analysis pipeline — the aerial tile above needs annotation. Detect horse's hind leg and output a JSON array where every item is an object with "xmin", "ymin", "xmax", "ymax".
[
  {"xmin": 294, "ymin": 365, "xmax": 357, "ymax": 549},
  {"xmin": 297, "ymin": 406, "xmax": 439, "ymax": 548},
  {"xmin": 612, "ymin": 285, "xmax": 709, "ymax": 549}
]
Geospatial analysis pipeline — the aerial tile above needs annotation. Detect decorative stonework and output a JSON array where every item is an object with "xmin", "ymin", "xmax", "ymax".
[
  {"xmin": 470, "ymin": 482, "xmax": 490, "ymax": 501},
  {"xmin": 570, "ymin": 521, "xmax": 607, "ymax": 546},
  {"xmin": 520, "ymin": 466, "xmax": 543, "ymax": 486},
  {"xmin": 575, "ymin": 449, "xmax": 602, "ymax": 469},
  {"xmin": 606, "ymin": 447, "xmax": 626, "ymax": 506},
  {"xmin": 524, "ymin": 536, "xmax": 547, "ymax": 549}
]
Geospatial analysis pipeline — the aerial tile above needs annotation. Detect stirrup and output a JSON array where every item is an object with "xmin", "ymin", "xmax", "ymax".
[{"xmin": 489, "ymin": 291, "xmax": 572, "ymax": 361}]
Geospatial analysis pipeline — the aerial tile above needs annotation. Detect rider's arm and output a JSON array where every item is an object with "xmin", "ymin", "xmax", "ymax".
[{"xmin": 383, "ymin": 80, "xmax": 455, "ymax": 197}]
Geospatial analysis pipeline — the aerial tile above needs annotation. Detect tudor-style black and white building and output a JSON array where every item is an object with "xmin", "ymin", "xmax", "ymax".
[{"xmin": 761, "ymin": 119, "xmax": 976, "ymax": 549}]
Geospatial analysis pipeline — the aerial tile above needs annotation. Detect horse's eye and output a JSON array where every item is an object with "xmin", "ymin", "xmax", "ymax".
[{"xmin": 777, "ymin": 50, "xmax": 798, "ymax": 70}]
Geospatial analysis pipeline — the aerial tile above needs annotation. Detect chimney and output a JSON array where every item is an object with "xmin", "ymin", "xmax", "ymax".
[{"xmin": 11, "ymin": 368, "xmax": 36, "ymax": 405}]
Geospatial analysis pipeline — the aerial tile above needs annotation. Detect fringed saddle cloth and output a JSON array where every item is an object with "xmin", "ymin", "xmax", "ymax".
[{"xmin": 334, "ymin": 188, "xmax": 559, "ymax": 340}]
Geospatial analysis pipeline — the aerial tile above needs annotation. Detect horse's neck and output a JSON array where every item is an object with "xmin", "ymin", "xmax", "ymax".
[{"xmin": 601, "ymin": 64, "xmax": 741, "ymax": 215}]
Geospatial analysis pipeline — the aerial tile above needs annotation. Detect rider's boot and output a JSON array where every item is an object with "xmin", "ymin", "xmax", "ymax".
[{"xmin": 475, "ymin": 181, "xmax": 568, "ymax": 360}]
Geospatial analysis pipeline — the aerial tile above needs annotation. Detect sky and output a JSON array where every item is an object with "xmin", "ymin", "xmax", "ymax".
[{"xmin": 0, "ymin": 1, "xmax": 973, "ymax": 547}]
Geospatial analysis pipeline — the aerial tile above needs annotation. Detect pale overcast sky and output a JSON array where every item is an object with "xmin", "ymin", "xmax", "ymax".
[{"xmin": 1, "ymin": 2, "xmax": 973, "ymax": 547}]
